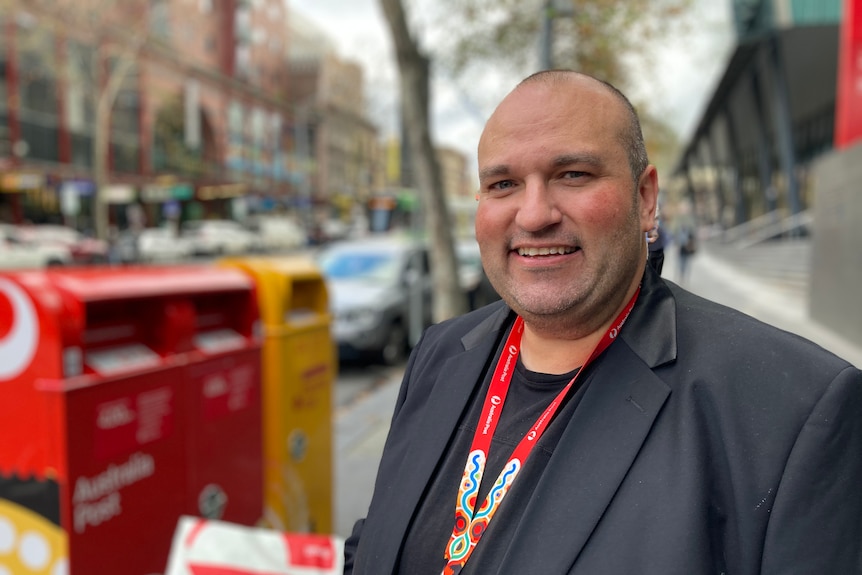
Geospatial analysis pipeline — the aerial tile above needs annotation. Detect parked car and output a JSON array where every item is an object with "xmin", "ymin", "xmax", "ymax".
[
  {"xmin": 456, "ymin": 239, "xmax": 501, "ymax": 310},
  {"xmin": 0, "ymin": 224, "xmax": 72, "ymax": 269},
  {"xmin": 129, "ymin": 226, "xmax": 195, "ymax": 263},
  {"xmin": 317, "ymin": 236, "xmax": 433, "ymax": 365},
  {"xmin": 180, "ymin": 219, "xmax": 262, "ymax": 256},
  {"xmin": 247, "ymin": 215, "xmax": 306, "ymax": 253},
  {"xmin": 140, "ymin": 227, "xmax": 194, "ymax": 262},
  {"xmin": 15, "ymin": 224, "xmax": 109, "ymax": 264}
]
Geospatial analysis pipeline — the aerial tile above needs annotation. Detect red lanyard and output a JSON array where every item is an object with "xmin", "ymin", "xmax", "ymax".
[{"xmin": 441, "ymin": 287, "xmax": 640, "ymax": 574}]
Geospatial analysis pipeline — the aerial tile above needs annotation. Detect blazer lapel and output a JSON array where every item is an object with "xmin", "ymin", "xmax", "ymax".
[
  {"xmin": 498, "ymin": 336, "xmax": 672, "ymax": 573},
  {"xmin": 365, "ymin": 308, "xmax": 513, "ymax": 574}
]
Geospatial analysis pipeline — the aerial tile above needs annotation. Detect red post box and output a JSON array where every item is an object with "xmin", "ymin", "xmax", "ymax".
[{"xmin": 0, "ymin": 265, "xmax": 263, "ymax": 575}]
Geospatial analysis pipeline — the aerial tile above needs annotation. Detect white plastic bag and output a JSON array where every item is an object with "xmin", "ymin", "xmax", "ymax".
[{"xmin": 164, "ymin": 515, "xmax": 344, "ymax": 575}]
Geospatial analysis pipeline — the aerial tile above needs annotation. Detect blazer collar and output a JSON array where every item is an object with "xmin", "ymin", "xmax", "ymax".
[
  {"xmin": 369, "ymin": 305, "xmax": 513, "ymax": 574},
  {"xmin": 622, "ymin": 264, "xmax": 678, "ymax": 369},
  {"xmin": 498, "ymin": 338, "xmax": 671, "ymax": 572}
]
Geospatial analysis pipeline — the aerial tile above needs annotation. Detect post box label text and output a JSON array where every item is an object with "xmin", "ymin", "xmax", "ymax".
[
  {"xmin": 95, "ymin": 387, "xmax": 175, "ymax": 459},
  {"xmin": 202, "ymin": 363, "xmax": 256, "ymax": 421},
  {"xmin": 72, "ymin": 452, "xmax": 155, "ymax": 533}
]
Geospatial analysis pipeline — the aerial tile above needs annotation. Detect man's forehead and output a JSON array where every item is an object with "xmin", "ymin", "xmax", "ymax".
[
  {"xmin": 481, "ymin": 80, "xmax": 626, "ymax": 145},
  {"xmin": 504, "ymin": 75, "xmax": 619, "ymax": 112},
  {"xmin": 479, "ymin": 92, "xmax": 627, "ymax": 168}
]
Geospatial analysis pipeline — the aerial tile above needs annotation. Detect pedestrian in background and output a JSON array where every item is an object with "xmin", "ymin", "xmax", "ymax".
[
  {"xmin": 646, "ymin": 218, "xmax": 666, "ymax": 275},
  {"xmin": 677, "ymin": 224, "xmax": 696, "ymax": 284},
  {"xmin": 343, "ymin": 70, "xmax": 862, "ymax": 575}
]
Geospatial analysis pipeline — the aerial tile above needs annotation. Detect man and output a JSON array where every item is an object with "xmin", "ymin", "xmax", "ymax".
[{"xmin": 344, "ymin": 71, "xmax": 862, "ymax": 574}]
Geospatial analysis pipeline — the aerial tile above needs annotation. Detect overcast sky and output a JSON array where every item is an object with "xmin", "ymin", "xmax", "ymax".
[{"xmin": 287, "ymin": 0, "xmax": 735, "ymax": 161}]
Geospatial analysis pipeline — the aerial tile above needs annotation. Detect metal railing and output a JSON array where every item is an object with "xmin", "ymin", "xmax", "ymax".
[{"xmin": 715, "ymin": 209, "xmax": 812, "ymax": 248}]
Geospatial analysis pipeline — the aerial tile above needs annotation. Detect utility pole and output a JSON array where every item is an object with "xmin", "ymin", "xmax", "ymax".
[
  {"xmin": 539, "ymin": 0, "xmax": 575, "ymax": 70},
  {"xmin": 294, "ymin": 105, "xmax": 315, "ymax": 235}
]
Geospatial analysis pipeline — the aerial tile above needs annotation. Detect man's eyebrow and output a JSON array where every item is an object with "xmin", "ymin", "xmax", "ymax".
[
  {"xmin": 478, "ymin": 164, "xmax": 511, "ymax": 181},
  {"xmin": 551, "ymin": 153, "xmax": 603, "ymax": 168},
  {"xmin": 479, "ymin": 154, "xmax": 604, "ymax": 180}
]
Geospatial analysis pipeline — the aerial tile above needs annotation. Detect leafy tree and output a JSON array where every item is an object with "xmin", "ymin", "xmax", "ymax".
[{"xmin": 428, "ymin": 0, "xmax": 691, "ymax": 165}]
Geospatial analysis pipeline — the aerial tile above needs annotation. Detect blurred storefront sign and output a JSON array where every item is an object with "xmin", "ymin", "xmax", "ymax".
[
  {"xmin": 198, "ymin": 183, "xmax": 248, "ymax": 201},
  {"xmin": 0, "ymin": 172, "xmax": 45, "ymax": 191},
  {"xmin": 142, "ymin": 183, "xmax": 194, "ymax": 203},
  {"xmin": 59, "ymin": 180, "xmax": 97, "ymax": 216},
  {"xmin": 103, "ymin": 184, "xmax": 137, "ymax": 204},
  {"xmin": 60, "ymin": 185, "xmax": 81, "ymax": 217}
]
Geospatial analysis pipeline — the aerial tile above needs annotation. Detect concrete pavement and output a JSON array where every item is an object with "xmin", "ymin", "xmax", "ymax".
[{"xmin": 333, "ymin": 242, "xmax": 862, "ymax": 539}]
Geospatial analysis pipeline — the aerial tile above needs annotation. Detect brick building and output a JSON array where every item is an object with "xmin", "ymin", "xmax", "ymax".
[
  {"xmin": 286, "ymin": 9, "xmax": 382, "ymax": 235},
  {"xmin": 0, "ymin": 0, "xmax": 295, "ymax": 235}
]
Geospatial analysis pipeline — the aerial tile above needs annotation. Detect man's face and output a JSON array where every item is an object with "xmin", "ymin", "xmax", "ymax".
[{"xmin": 475, "ymin": 77, "xmax": 657, "ymax": 333}]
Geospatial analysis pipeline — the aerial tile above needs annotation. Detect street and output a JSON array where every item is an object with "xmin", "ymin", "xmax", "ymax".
[{"xmin": 334, "ymin": 361, "xmax": 404, "ymax": 538}]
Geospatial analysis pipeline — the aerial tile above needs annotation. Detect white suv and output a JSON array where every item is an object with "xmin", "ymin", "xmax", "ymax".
[{"xmin": 0, "ymin": 224, "xmax": 72, "ymax": 269}]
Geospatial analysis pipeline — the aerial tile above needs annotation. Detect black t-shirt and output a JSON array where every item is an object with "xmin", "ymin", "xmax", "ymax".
[{"xmin": 395, "ymin": 354, "xmax": 588, "ymax": 575}]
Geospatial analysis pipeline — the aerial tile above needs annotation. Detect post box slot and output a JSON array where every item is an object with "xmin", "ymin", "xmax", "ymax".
[
  {"xmin": 191, "ymin": 291, "xmax": 257, "ymax": 354},
  {"xmin": 80, "ymin": 296, "xmax": 197, "ymax": 374},
  {"xmin": 285, "ymin": 278, "xmax": 328, "ymax": 326}
]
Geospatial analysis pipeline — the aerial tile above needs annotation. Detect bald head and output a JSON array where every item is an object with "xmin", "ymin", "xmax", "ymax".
[{"xmin": 487, "ymin": 70, "xmax": 649, "ymax": 183}]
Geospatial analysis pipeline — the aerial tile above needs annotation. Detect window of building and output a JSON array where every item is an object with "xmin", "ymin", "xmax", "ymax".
[
  {"xmin": 17, "ymin": 24, "xmax": 60, "ymax": 162},
  {"xmin": 149, "ymin": 0, "xmax": 171, "ymax": 40},
  {"xmin": 0, "ymin": 26, "xmax": 7, "ymax": 115},
  {"xmin": 107, "ymin": 58, "xmax": 141, "ymax": 174}
]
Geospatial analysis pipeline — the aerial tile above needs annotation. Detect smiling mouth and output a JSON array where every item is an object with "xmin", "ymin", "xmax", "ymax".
[{"xmin": 516, "ymin": 246, "xmax": 577, "ymax": 257}]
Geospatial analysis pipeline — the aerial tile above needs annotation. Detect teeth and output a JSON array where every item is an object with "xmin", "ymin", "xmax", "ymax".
[{"xmin": 517, "ymin": 246, "xmax": 574, "ymax": 256}]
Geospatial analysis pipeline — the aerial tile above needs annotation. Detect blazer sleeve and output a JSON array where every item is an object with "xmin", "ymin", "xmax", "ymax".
[
  {"xmin": 341, "ymin": 329, "xmax": 428, "ymax": 574},
  {"xmin": 761, "ymin": 365, "xmax": 862, "ymax": 574}
]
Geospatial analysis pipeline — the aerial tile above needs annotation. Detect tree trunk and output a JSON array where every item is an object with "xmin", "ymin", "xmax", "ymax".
[
  {"xmin": 379, "ymin": 0, "xmax": 468, "ymax": 322},
  {"xmin": 92, "ymin": 39, "xmax": 144, "ymax": 240}
]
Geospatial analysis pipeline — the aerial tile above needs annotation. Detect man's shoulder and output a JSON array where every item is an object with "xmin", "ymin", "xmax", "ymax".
[
  {"xmin": 416, "ymin": 300, "xmax": 511, "ymax": 354},
  {"xmin": 429, "ymin": 299, "xmax": 510, "ymax": 336},
  {"xmin": 670, "ymin": 284, "xmax": 854, "ymax": 375}
]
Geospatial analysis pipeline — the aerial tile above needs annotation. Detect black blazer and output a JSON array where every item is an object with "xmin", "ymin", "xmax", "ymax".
[{"xmin": 345, "ymin": 267, "xmax": 862, "ymax": 574}]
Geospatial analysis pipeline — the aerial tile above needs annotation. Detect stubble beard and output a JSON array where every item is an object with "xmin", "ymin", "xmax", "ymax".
[{"xmin": 492, "ymin": 210, "xmax": 645, "ymax": 339}]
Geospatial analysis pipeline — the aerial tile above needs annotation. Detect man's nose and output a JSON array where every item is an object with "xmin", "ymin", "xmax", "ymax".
[{"xmin": 515, "ymin": 178, "xmax": 562, "ymax": 231}]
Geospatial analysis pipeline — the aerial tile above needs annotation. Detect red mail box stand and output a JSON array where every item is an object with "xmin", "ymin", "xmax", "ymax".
[{"xmin": 0, "ymin": 266, "xmax": 264, "ymax": 575}]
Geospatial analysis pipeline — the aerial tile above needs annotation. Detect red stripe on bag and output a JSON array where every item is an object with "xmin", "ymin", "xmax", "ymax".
[
  {"xmin": 188, "ymin": 565, "xmax": 287, "ymax": 575},
  {"xmin": 284, "ymin": 533, "xmax": 337, "ymax": 568}
]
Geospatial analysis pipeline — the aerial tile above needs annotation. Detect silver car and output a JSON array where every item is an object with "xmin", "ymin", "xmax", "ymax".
[{"xmin": 317, "ymin": 236, "xmax": 433, "ymax": 365}]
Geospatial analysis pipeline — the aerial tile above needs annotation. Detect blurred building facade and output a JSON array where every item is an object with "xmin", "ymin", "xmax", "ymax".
[
  {"xmin": 670, "ymin": 0, "xmax": 841, "ymax": 232},
  {"xmin": 363, "ymin": 136, "xmax": 476, "ymax": 236},
  {"xmin": 0, "ymin": 0, "xmax": 309, "ymax": 233},
  {"xmin": 436, "ymin": 145, "xmax": 477, "ymax": 237},
  {"xmin": 286, "ymin": 11, "xmax": 382, "ymax": 234},
  {"xmin": 671, "ymin": 0, "xmax": 862, "ymax": 342}
]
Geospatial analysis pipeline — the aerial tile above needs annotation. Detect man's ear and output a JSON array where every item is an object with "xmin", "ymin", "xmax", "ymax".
[{"xmin": 637, "ymin": 165, "xmax": 660, "ymax": 232}]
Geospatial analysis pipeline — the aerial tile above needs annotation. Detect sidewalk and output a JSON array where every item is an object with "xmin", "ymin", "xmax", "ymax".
[
  {"xmin": 334, "ymin": 245, "xmax": 862, "ymax": 538},
  {"xmin": 668, "ymin": 244, "xmax": 862, "ymax": 368}
]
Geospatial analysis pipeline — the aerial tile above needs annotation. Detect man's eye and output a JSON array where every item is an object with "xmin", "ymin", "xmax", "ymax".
[
  {"xmin": 561, "ymin": 170, "xmax": 588, "ymax": 179},
  {"xmin": 489, "ymin": 180, "xmax": 516, "ymax": 191}
]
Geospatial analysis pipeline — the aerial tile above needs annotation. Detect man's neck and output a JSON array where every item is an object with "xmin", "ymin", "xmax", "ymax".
[
  {"xmin": 517, "ymin": 275, "xmax": 642, "ymax": 375},
  {"xmin": 519, "ymin": 328, "xmax": 601, "ymax": 375}
]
